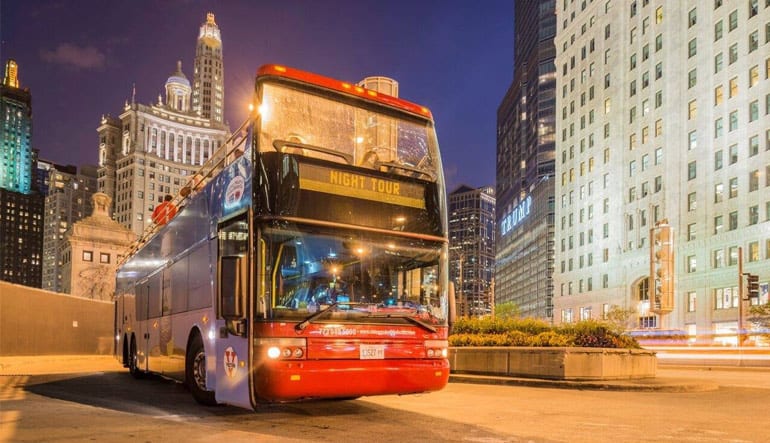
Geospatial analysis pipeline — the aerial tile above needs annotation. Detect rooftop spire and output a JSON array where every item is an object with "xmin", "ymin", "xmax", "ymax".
[{"xmin": 3, "ymin": 59, "xmax": 20, "ymax": 88}]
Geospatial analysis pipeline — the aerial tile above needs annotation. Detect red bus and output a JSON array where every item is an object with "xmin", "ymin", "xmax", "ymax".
[{"xmin": 114, "ymin": 64, "xmax": 454, "ymax": 409}]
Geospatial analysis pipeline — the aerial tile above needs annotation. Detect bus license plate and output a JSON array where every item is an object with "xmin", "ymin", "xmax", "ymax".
[{"xmin": 360, "ymin": 344, "xmax": 385, "ymax": 360}]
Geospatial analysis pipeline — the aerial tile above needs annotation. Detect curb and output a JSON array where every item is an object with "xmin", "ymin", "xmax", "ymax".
[{"xmin": 448, "ymin": 373, "xmax": 719, "ymax": 393}]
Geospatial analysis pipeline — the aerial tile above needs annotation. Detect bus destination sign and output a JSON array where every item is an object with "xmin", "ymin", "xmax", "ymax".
[{"xmin": 299, "ymin": 163, "xmax": 426, "ymax": 209}]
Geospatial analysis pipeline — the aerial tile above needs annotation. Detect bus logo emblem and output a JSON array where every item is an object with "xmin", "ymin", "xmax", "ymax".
[{"xmin": 224, "ymin": 346, "xmax": 238, "ymax": 378}]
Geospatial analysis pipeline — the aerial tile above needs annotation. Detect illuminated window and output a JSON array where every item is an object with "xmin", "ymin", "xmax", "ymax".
[
  {"xmin": 688, "ymin": 100, "xmax": 697, "ymax": 120},
  {"xmin": 655, "ymin": 6, "xmax": 663, "ymax": 23},
  {"xmin": 83, "ymin": 251, "xmax": 93, "ymax": 262},
  {"xmin": 714, "ymin": 215, "xmax": 723, "ymax": 234},
  {"xmin": 729, "ymin": 77, "xmax": 738, "ymax": 97},
  {"xmin": 749, "ymin": 65, "xmax": 759, "ymax": 87},
  {"xmin": 715, "ymin": 85, "xmax": 723, "ymax": 105}
]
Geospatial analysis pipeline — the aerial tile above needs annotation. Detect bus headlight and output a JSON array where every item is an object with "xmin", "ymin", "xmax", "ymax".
[
  {"xmin": 259, "ymin": 338, "xmax": 307, "ymax": 360},
  {"xmin": 267, "ymin": 347, "xmax": 281, "ymax": 359},
  {"xmin": 424, "ymin": 340, "xmax": 448, "ymax": 359}
]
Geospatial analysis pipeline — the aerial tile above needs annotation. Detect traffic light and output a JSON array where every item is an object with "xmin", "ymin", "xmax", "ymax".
[
  {"xmin": 746, "ymin": 274, "xmax": 760, "ymax": 300},
  {"xmin": 649, "ymin": 221, "xmax": 674, "ymax": 314}
]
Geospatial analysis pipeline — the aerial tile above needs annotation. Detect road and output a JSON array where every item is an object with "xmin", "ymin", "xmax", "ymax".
[{"xmin": 1, "ymin": 357, "xmax": 769, "ymax": 442}]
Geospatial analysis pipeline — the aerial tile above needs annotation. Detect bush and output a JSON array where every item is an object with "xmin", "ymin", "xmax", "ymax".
[{"xmin": 450, "ymin": 318, "xmax": 640, "ymax": 349}]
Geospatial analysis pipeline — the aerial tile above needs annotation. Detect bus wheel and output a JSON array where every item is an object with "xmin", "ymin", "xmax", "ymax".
[
  {"xmin": 186, "ymin": 334, "xmax": 217, "ymax": 406},
  {"xmin": 128, "ymin": 336, "xmax": 143, "ymax": 379}
]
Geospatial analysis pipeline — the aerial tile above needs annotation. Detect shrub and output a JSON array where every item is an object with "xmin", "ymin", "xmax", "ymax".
[{"xmin": 450, "ymin": 318, "xmax": 640, "ymax": 349}]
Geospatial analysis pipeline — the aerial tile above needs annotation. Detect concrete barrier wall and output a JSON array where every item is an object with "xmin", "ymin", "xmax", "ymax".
[
  {"xmin": 0, "ymin": 281, "xmax": 113, "ymax": 356},
  {"xmin": 449, "ymin": 347, "xmax": 657, "ymax": 380}
]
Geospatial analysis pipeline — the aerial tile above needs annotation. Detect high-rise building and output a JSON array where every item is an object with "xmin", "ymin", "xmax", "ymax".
[
  {"xmin": 553, "ymin": 2, "xmax": 769, "ymax": 343},
  {"xmin": 495, "ymin": 0, "xmax": 557, "ymax": 320},
  {"xmin": 449, "ymin": 185, "xmax": 496, "ymax": 317},
  {"xmin": 42, "ymin": 164, "xmax": 98, "ymax": 292},
  {"xmin": 0, "ymin": 59, "xmax": 44, "ymax": 287},
  {"xmin": 1, "ymin": 59, "xmax": 33, "ymax": 194},
  {"xmin": 192, "ymin": 12, "xmax": 225, "ymax": 124},
  {"xmin": 98, "ymin": 13, "xmax": 229, "ymax": 238}
]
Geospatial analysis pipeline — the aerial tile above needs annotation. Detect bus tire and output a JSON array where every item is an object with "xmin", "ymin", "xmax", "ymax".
[
  {"xmin": 186, "ymin": 333, "xmax": 217, "ymax": 406},
  {"xmin": 122, "ymin": 335, "xmax": 129, "ymax": 368},
  {"xmin": 128, "ymin": 336, "xmax": 143, "ymax": 379}
]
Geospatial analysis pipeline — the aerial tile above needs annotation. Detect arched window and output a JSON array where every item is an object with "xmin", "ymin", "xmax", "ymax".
[{"xmin": 637, "ymin": 278, "xmax": 649, "ymax": 302}]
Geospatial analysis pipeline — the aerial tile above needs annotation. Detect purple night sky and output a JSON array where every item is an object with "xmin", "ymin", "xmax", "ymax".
[{"xmin": 1, "ymin": 0, "xmax": 512, "ymax": 190}]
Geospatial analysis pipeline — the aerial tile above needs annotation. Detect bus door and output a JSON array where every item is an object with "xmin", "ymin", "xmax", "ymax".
[{"xmin": 215, "ymin": 213, "xmax": 253, "ymax": 409}]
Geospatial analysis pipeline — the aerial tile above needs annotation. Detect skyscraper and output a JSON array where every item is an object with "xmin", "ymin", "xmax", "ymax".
[
  {"xmin": 449, "ymin": 185, "xmax": 496, "ymax": 317},
  {"xmin": 553, "ymin": 2, "xmax": 769, "ymax": 343},
  {"xmin": 192, "ymin": 12, "xmax": 225, "ymax": 123},
  {"xmin": 97, "ymin": 13, "xmax": 229, "ymax": 238},
  {"xmin": 1, "ymin": 59, "xmax": 44, "ymax": 287},
  {"xmin": 495, "ymin": 0, "xmax": 557, "ymax": 320}
]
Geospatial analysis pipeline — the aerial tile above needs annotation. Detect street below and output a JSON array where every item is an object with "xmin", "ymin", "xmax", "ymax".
[{"xmin": 1, "ymin": 357, "xmax": 768, "ymax": 442}]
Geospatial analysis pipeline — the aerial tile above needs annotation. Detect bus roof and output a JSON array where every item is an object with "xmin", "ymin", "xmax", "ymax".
[{"xmin": 256, "ymin": 64, "xmax": 434, "ymax": 121}]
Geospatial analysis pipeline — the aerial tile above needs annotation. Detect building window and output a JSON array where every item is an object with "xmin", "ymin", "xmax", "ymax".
[
  {"xmin": 715, "ymin": 183, "xmax": 724, "ymax": 203},
  {"xmin": 728, "ymin": 10, "xmax": 738, "ymax": 31},
  {"xmin": 714, "ymin": 287, "xmax": 739, "ymax": 310},
  {"xmin": 714, "ymin": 216, "xmax": 723, "ymax": 237},
  {"xmin": 687, "ymin": 223, "xmax": 696, "ymax": 241},
  {"xmin": 687, "ymin": 255, "xmax": 697, "ymax": 273},
  {"xmin": 688, "ymin": 8, "xmax": 697, "ymax": 27},
  {"xmin": 729, "ymin": 177, "xmax": 738, "ymax": 198},
  {"xmin": 749, "ymin": 170, "xmax": 760, "ymax": 191},
  {"xmin": 749, "ymin": 101, "xmax": 759, "ymax": 122},
  {"xmin": 687, "ymin": 292, "xmax": 697, "ymax": 312},
  {"xmin": 749, "ymin": 31, "xmax": 759, "ymax": 53},
  {"xmin": 100, "ymin": 253, "xmax": 110, "ymax": 264},
  {"xmin": 83, "ymin": 251, "xmax": 93, "ymax": 262},
  {"xmin": 749, "ymin": 65, "xmax": 759, "ymax": 87},
  {"xmin": 715, "ymin": 150, "xmax": 723, "ymax": 169},
  {"xmin": 729, "ymin": 211, "xmax": 738, "ymax": 230},
  {"xmin": 715, "ymin": 85, "xmax": 723, "ymax": 105},
  {"xmin": 688, "ymin": 69, "xmax": 697, "ymax": 88},
  {"xmin": 715, "ymin": 53, "xmax": 723, "ymax": 73},
  {"xmin": 715, "ymin": 20, "xmax": 723, "ymax": 40},
  {"xmin": 713, "ymin": 249, "xmax": 725, "ymax": 268},
  {"xmin": 729, "ymin": 43, "xmax": 738, "ymax": 64},
  {"xmin": 688, "ymin": 161, "xmax": 697, "ymax": 180},
  {"xmin": 729, "ymin": 77, "xmax": 738, "ymax": 97},
  {"xmin": 729, "ymin": 143, "xmax": 738, "ymax": 163},
  {"xmin": 688, "ymin": 39, "xmax": 697, "ymax": 58},
  {"xmin": 715, "ymin": 118, "xmax": 723, "ymax": 138},
  {"xmin": 729, "ymin": 111, "xmax": 738, "ymax": 131},
  {"xmin": 748, "ymin": 205, "xmax": 759, "ymax": 226},
  {"xmin": 688, "ymin": 192, "xmax": 697, "ymax": 211},
  {"xmin": 728, "ymin": 246, "xmax": 738, "ymax": 265}
]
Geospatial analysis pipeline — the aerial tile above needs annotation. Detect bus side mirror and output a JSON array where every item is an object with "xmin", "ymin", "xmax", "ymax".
[{"xmin": 448, "ymin": 281, "xmax": 457, "ymax": 333}]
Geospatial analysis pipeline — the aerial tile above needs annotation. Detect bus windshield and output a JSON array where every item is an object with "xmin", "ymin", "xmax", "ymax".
[
  {"xmin": 265, "ymin": 225, "xmax": 447, "ymax": 325},
  {"xmin": 258, "ymin": 82, "xmax": 439, "ymax": 181}
]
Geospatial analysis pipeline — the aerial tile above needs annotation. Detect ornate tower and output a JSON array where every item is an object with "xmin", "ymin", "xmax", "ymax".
[
  {"xmin": 165, "ymin": 60, "xmax": 192, "ymax": 113},
  {"xmin": 192, "ymin": 12, "xmax": 224, "ymax": 123}
]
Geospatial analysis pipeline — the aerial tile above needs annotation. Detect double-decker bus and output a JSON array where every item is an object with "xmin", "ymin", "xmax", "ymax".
[{"xmin": 114, "ymin": 64, "xmax": 454, "ymax": 409}]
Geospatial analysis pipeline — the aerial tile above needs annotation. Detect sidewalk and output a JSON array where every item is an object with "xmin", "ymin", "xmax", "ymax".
[
  {"xmin": 449, "ymin": 372, "xmax": 719, "ymax": 392},
  {"xmin": 0, "ymin": 355, "xmax": 122, "ymax": 376}
]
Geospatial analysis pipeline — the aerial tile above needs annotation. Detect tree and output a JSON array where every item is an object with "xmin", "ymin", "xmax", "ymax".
[
  {"xmin": 603, "ymin": 305, "xmax": 637, "ymax": 333},
  {"xmin": 494, "ymin": 301, "xmax": 520, "ymax": 319}
]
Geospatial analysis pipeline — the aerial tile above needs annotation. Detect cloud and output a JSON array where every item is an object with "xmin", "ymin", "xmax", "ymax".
[{"xmin": 40, "ymin": 43, "xmax": 105, "ymax": 70}]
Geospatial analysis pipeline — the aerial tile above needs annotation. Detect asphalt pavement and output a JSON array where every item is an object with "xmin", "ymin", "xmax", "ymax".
[{"xmin": 3, "ymin": 354, "xmax": 769, "ymax": 393}]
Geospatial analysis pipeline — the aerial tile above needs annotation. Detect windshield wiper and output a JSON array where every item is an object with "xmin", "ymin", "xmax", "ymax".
[
  {"xmin": 295, "ymin": 302, "xmax": 339, "ymax": 332},
  {"xmin": 368, "ymin": 313, "xmax": 437, "ymax": 333}
]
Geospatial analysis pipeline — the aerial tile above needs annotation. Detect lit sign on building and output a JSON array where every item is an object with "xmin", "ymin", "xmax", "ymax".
[{"xmin": 500, "ymin": 195, "xmax": 532, "ymax": 236}]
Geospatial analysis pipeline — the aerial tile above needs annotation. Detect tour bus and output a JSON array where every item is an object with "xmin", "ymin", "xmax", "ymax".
[{"xmin": 114, "ymin": 64, "xmax": 454, "ymax": 409}]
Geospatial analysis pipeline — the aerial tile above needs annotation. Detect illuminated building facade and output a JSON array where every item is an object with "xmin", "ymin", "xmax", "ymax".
[
  {"xmin": 0, "ymin": 59, "xmax": 44, "ymax": 287},
  {"xmin": 97, "ymin": 14, "xmax": 229, "ymax": 238},
  {"xmin": 554, "ymin": 1, "xmax": 769, "ymax": 343},
  {"xmin": 449, "ymin": 185, "xmax": 496, "ymax": 317},
  {"xmin": 495, "ymin": 0, "xmax": 557, "ymax": 320},
  {"xmin": 193, "ymin": 12, "xmax": 225, "ymax": 124}
]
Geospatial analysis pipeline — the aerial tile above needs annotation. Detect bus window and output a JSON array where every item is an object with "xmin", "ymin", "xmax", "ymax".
[{"xmin": 221, "ymin": 256, "xmax": 245, "ymax": 318}]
